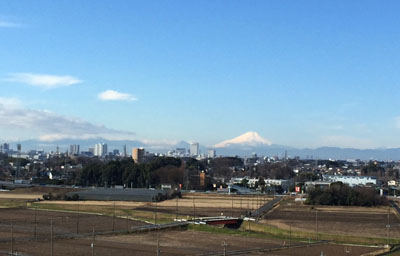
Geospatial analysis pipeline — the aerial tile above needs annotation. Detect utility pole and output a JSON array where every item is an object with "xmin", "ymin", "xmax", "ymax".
[
  {"xmin": 50, "ymin": 220, "xmax": 53, "ymax": 256},
  {"xmin": 91, "ymin": 228, "xmax": 95, "ymax": 256},
  {"xmin": 76, "ymin": 204, "xmax": 80, "ymax": 234},
  {"xmin": 156, "ymin": 231, "xmax": 161, "ymax": 256},
  {"xmin": 175, "ymin": 197, "xmax": 178, "ymax": 221},
  {"xmin": 192, "ymin": 197, "xmax": 196, "ymax": 220},
  {"xmin": 289, "ymin": 223, "xmax": 292, "ymax": 246},
  {"xmin": 112, "ymin": 201, "xmax": 116, "ymax": 232},
  {"xmin": 34, "ymin": 207, "xmax": 37, "ymax": 239},
  {"xmin": 10, "ymin": 222, "xmax": 13, "ymax": 256},
  {"xmin": 247, "ymin": 195, "xmax": 250, "ymax": 216},
  {"xmin": 222, "ymin": 241, "xmax": 227, "ymax": 256},
  {"xmin": 387, "ymin": 206, "xmax": 391, "ymax": 245},
  {"xmin": 315, "ymin": 209, "xmax": 318, "ymax": 240},
  {"xmin": 155, "ymin": 200, "xmax": 158, "ymax": 225},
  {"xmin": 240, "ymin": 197, "xmax": 242, "ymax": 214},
  {"xmin": 231, "ymin": 195, "xmax": 234, "ymax": 217},
  {"xmin": 126, "ymin": 214, "xmax": 129, "ymax": 231}
]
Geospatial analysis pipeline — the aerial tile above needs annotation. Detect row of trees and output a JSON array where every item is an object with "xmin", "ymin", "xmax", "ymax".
[
  {"xmin": 307, "ymin": 182, "xmax": 388, "ymax": 206},
  {"xmin": 78, "ymin": 157, "xmax": 182, "ymax": 188}
]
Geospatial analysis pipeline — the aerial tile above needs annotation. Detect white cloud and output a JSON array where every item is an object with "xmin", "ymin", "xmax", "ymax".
[
  {"xmin": 5, "ymin": 73, "xmax": 82, "ymax": 89},
  {"xmin": 0, "ymin": 101, "xmax": 135, "ymax": 141},
  {"xmin": 0, "ymin": 97, "xmax": 22, "ymax": 108},
  {"xmin": 98, "ymin": 90, "xmax": 137, "ymax": 101},
  {"xmin": 0, "ymin": 20, "xmax": 23, "ymax": 28}
]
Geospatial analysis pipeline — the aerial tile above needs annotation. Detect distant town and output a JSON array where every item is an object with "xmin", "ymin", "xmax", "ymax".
[{"xmin": 0, "ymin": 141, "xmax": 398, "ymax": 198}]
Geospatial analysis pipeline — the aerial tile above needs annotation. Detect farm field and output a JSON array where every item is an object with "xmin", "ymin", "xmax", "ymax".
[
  {"xmin": 0, "ymin": 189, "xmax": 273, "ymax": 218},
  {"xmin": 262, "ymin": 198, "xmax": 400, "ymax": 241},
  {"xmin": 136, "ymin": 193, "xmax": 272, "ymax": 218},
  {"xmin": 28, "ymin": 193, "xmax": 273, "ymax": 221},
  {"xmin": 0, "ymin": 207, "xmax": 144, "ymax": 240},
  {"xmin": 0, "ymin": 228, "xmax": 383, "ymax": 256},
  {"xmin": 0, "ymin": 189, "xmax": 395, "ymax": 255}
]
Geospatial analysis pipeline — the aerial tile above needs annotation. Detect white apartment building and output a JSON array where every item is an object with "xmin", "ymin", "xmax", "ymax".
[{"xmin": 323, "ymin": 175, "xmax": 378, "ymax": 187}]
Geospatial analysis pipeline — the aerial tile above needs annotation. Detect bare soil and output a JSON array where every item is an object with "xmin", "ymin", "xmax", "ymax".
[
  {"xmin": 0, "ymin": 230, "xmax": 381, "ymax": 256},
  {"xmin": 0, "ymin": 208, "xmax": 144, "ymax": 240},
  {"xmin": 263, "ymin": 201, "xmax": 400, "ymax": 239}
]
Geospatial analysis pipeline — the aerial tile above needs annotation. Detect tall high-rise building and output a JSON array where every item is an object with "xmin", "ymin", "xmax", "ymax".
[
  {"xmin": 94, "ymin": 144, "xmax": 101, "ymax": 156},
  {"xmin": 103, "ymin": 143, "xmax": 107, "ymax": 156},
  {"xmin": 190, "ymin": 142, "xmax": 199, "ymax": 156},
  {"xmin": 132, "ymin": 148, "xmax": 145, "ymax": 163},
  {"xmin": 69, "ymin": 144, "xmax": 80, "ymax": 155},
  {"xmin": 94, "ymin": 143, "xmax": 108, "ymax": 157},
  {"xmin": 123, "ymin": 144, "xmax": 127, "ymax": 157},
  {"xmin": 207, "ymin": 149, "xmax": 216, "ymax": 158}
]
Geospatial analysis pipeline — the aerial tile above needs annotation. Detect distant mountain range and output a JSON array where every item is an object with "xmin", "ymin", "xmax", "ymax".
[
  {"xmin": 4, "ymin": 132, "xmax": 400, "ymax": 160},
  {"xmin": 212, "ymin": 132, "xmax": 400, "ymax": 160}
]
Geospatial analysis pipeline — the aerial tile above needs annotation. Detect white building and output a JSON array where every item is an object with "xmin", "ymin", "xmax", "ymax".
[
  {"xmin": 207, "ymin": 149, "xmax": 216, "ymax": 158},
  {"xmin": 323, "ymin": 175, "xmax": 378, "ymax": 187},
  {"xmin": 69, "ymin": 144, "xmax": 80, "ymax": 155},
  {"xmin": 229, "ymin": 177, "xmax": 292, "ymax": 191},
  {"xmin": 94, "ymin": 143, "xmax": 108, "ymax": 157},
  {"xmin": 190, "ymin": 142, "xmax": 199, "ymax": 156}
]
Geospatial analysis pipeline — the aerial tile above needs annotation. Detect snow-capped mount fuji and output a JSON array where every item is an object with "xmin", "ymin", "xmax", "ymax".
[{"xmin": 213, "ymin": 131, "xmax": 272, "ymax": 148}]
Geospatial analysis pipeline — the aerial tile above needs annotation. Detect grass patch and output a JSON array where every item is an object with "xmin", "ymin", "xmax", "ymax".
[
  {"xmin": 246, "ymin": 221, "xmax": 400, "ymax": 246},
  {"xmin": 189, "ymin": 221, "xmax": 400, "ymax": 246},
  {"xmin": 0, "ymin": 199, "xmax": 30, "ymax": 208},
  {"xmin": 188, "ymin": 223, "xmax": 312, "ymax": 243}
]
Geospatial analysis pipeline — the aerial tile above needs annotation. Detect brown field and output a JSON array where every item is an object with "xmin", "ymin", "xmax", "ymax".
[
  {"xmin": 135, "ymin": 193, "xmax": 272, "ymax": 218},
  {"xmin": 263, "ymin": 198, "xmax": 400, "ymax": 240},
  {"xmin": 268, "ymin": 243, "xmax": 383, "ymax": 256},
  {"xmin": 0, "ymin": 229, "xmax": 382, "ymax": 256},
  {"xmin": 0, "ymin": 193, "xmax": 391, "ymax": 255},
  {"xmin": 30, "ymin": 193, "xmax": 273, "ymax": 219},
  {"xmin": 0, "ymin": 207, "xmax": 144, "ymax": 240}
]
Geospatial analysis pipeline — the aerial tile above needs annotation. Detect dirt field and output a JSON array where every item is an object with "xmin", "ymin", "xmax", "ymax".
[
  {"xmin": 0, "ymin": 207, "xmax": 145, "ymax": 241},
  {"xmin": 263, "ymin": 199, "xmax": 400, "ymax": 239},
  {"xmin": 135, "ymin": 193, "xmax": 272, "ymax": 218},
  {"xmin": 0, "ymin": 193, "xmax": 390, "ymax": 255},
  {"xmin": 0, "ymin": 229, "xmax": 382, "ymax": 256},
  {"xmin": 267, "ymin": 243, "xmax": 383, "ymax": 256},
  {"xmin": 29, "ymin": 193, "xmax": 273, "ymax": 219}
]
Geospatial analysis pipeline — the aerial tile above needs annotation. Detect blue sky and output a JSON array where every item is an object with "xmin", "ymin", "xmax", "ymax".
[{"xmin": 1, "ymin": 0, "xmax": 400, "ymax": 149}]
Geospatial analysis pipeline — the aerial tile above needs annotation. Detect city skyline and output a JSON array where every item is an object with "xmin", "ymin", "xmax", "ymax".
[{"xmin": 1, "ymin": 1, "xmax": 400, "ymax": 149}]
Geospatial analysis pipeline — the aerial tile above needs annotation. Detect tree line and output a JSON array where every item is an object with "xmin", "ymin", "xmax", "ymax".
[
  {"xmin": 78, "ymin": 157, "xmax": 182, "ymax": 188},
  {"xmin": 306, "ymin": 182, "xmax": 387, "ymax": 207}
]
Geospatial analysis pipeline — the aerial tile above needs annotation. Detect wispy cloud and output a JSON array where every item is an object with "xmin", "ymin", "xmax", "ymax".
[
  {"xmin": 0, "ymin": 20, "xmax": 23, "ymax": 28},
  {"xmin": 0, "ymin": 100, "xmax": 135, "ymax": 141},
  {"xmin": 0, "ymin": 97, "xmax": 22, "ymax": 108},
  {"xmin": 98, "ymin": 90, "xmax": 137, "ymax": 101},
  {"xmin": 5, "ymin": 73, "xmax": 82, "ymax": 89}
]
